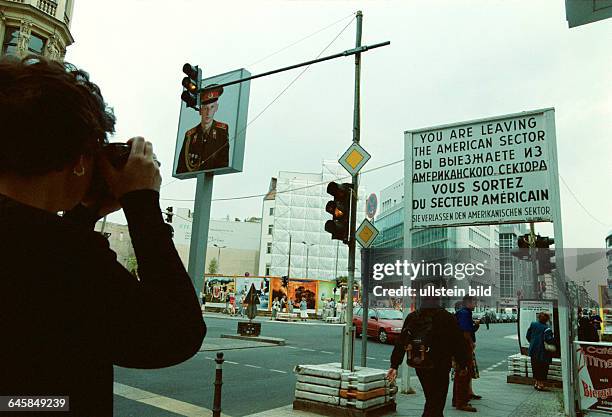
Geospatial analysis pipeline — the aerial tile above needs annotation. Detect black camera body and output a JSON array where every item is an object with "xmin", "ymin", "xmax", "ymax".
[{"xmin": 102, "ymin": 142, "xmax": 131, "ymax": 168}]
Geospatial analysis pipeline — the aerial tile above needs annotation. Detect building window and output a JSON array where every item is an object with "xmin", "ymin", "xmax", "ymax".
[
  {"xmin": 269, "ymin": 207, "xmax": 274, "ymax": 216},
  {"xmin": 28, "ymin": 33, "xmax": 45, "ymax": 55},
  {"xmin": 2, "ymin": 27, "xmax": 20, "ymax": 56},
  {"xmin": 266, "ymin": 242, "xmax": 272, "ymax": 254},
  {"xmin": 265, "ymin": 264, "xmax": 271, "ymax": 276},
  {"xmin": 268, "ymin": 225, "xmax": 273, "ymax": 235}
]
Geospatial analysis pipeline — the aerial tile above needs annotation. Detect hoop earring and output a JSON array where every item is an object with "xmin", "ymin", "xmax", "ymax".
[{"xmin": 73, "ymin": 165, "xmax": 85, "ymax": 177}]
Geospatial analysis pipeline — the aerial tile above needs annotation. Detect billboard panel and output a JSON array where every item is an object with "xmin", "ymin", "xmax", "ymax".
[
  {"xmin": 235, "ymin": 277, "xmax": 270, "ymax": 311},
  {"xmin": 173, "ymin": 69, "xmax": 250, "ymax": 178},
  {"xmin": 405, "ymin": 108, "xmax": 556, "ymax": 228},
  {"xmin": 203, "ymin": 276, "xmax": 236, "ymax": 307},
  {"xmin": 270, "ymin": 278, "xmax": 318, "ymax": 311}
]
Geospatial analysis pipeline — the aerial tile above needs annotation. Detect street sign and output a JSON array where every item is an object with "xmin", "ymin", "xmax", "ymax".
[
  {"xmin": 339, "ymin": 143, "xmax": 371, "ymax": 176},
  {"xmin": 566, "ymin": 0, "xmax": 612, "ymax": 28},
  {"xmin": 405, "ymin": 108, "xmax": 557, "ymax": 228},
  {"xmin": 366, "ymin": 193, "xmax": 377, "ymax": 219},
  {"xmin": 355, "ymin": 219, "xmax": 379, "ymax": 248}
]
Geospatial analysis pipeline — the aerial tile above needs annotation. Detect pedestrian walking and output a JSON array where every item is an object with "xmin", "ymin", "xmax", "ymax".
[
  {"xmin": 281, "ymin": 295, "xmax": 288, "ymax": 313},
  {"xmin": 239, "ymin": 294, "xmax": 246, "ymax": 317},
  {"xmin": 483, "ymin": 313, "xmax": 490, "ymax": 330},
  {"xmin": 272, "ymin": 297, "xmax": 280, "ymax": 320},
  {"xmin": 287, "ymin": 297, "xmax": 294, "ymax": 314},
  {"xmin": 452, "ymin": 295, "xmax": 481, "ymax": 412},
  {"xmin": 387, "ymin": 283, "xmax": 468, "ymax": 417},
  {"xmin": 0, "ymin": 56, "xmax": 205, "ymax": 417},
  {"xmin": 225, "ymin": 292, "xmax": 231, "ymax": 314},
  {"xmin": 299, "ymin": 298, "xmax": 308, "ymax": 322},
  {"xmin": 526, "ymin": 311, "xmax": 555, "ymax": 391}
]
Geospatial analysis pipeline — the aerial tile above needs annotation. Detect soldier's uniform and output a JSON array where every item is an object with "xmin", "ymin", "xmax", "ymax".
[{"xmin": 176, "ymin": 85, "xmax": 230, "ymax": 174}]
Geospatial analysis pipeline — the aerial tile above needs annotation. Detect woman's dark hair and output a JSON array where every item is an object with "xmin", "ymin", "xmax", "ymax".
[{"xmin": 0, "ymin": 55, "xmax": 116, "ymax": 176}]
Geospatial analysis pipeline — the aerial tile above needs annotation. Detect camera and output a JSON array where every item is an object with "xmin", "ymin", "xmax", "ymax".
[{"xmin": 102, "ymin": 142, "xmax": 131, "ymax": 169}]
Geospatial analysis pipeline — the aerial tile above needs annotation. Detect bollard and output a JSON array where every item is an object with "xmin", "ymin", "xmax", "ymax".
[{"xmin": 213, "ymin": 352, "xmax": 224, "ymax": 417}]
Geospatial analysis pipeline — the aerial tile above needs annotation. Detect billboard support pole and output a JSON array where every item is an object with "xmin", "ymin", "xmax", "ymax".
[
  {"xmin": 342, "ymin": 9, "xmax": 362, "ymax": 372},
  {"xmin": 188, "ymin": 172, "xmax": 215, "ymax": 299}
]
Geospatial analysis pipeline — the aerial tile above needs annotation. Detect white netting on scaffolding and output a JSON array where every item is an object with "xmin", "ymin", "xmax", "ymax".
[{"xmin": 270, "ymin": 161, "xmax": 365, "ymax": 280}]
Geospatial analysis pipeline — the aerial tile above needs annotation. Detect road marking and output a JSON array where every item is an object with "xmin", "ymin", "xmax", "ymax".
[
  {"xmin": 225, "ymin": 360, "xmax": 238, "ymax": 364},
  {"xmin": 505, "ymin": 334, "xmax": 519, "ymax": 340},
  {"xmin": 301, "ymin": 348, "xmax": 316, "ymax": 352},
  {"xmin": 244, "ymin": 364, "xmax": 261, "ymax": 369},
  {"xmin": 114, "ymin": 382, "xmax": 230, "ymax": 417},
  {"xmin": 285, "ymin": 346, "xmax": 298, "ymax": 349},
  {"xmin": 205, "ymin": 357, "xmax": 214, "ymax": 360},
  {"xmin": 320, "ymin": 351, "xmax": 334, "ymax": 354},
  {"xmin": 270, "ymin": 369, "xmax": 287, "ymax": 374},
  {"xmin": 367, "ymin": 356, "xmax": 376, "ymax": 360}
]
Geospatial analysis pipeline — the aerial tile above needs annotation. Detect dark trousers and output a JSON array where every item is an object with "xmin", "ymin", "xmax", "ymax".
[
  {"xmin": 531, "ymin": 357, "xmax": 550, "ymax": 381},
  {"xmin": 416, "ymin": 365, "xmax": 451, "ymax": 417}
]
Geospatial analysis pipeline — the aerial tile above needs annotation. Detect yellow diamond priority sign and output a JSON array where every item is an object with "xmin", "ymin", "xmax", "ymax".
[
  {"xmin": 339, "ymin": 143, "xmax": 371, "ymax": 176},
  {"xmin": 355, "ymin": 218, "xmax": 379, "ymax": 248}
]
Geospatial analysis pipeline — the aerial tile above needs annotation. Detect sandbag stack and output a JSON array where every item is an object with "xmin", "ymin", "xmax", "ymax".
[
  {"xmin": 507, "ymin": 354, "xmax": 562, "ymax": 382},
  {"xmin": 293, "ymin": 362, "xmax": 396, "ymax": 415}
]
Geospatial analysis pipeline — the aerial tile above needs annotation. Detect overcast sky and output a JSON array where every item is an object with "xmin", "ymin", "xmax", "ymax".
[{"xmin": 66, "ymin": 0, "xmax": 611, "ymax": 248}]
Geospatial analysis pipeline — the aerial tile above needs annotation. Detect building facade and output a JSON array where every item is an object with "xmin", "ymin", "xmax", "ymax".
[
  {"xmin": 373, "ymin": 178, "xmax": 501, "ymax": 306},
  {"xmin": 258, "ymin": 161, "xmax": 366, "ymax": 281},
  {"xmin": 171, "ymin": 207, "xmax": 261, "ymax": 277},
  {"xmin": 0, "ymin": 0, "xmax": 74, "ymax": 60}
]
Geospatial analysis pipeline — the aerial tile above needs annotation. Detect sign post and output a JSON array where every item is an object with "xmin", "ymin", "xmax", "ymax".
[{"xmin": 404, "ymin": 108, "xmax": 575, "ymax": 415}]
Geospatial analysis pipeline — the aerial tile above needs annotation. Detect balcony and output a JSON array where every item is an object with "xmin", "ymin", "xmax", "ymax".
[
  {"xmin": 36, "ymin": 0, "xmax": 57, "ymax": 17},
  {"xmin": 6, "ymin": 0, "xmax": 58, "ymax": 19}
]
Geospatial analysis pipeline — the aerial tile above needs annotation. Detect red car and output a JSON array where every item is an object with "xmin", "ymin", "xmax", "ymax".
[{"xmin": 353, "ymin": 308, "xmax": 404, "ymax": 344}]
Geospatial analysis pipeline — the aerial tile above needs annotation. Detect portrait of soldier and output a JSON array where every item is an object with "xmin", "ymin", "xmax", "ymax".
[{"xmin": 176, "ymin": 84, "xmax": 229, "ymax": 174}]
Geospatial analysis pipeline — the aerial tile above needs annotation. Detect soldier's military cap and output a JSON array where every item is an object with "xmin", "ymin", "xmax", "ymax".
[{"xmin": 201, "ymin": 84, "xmax": 224, "ymax": 105}]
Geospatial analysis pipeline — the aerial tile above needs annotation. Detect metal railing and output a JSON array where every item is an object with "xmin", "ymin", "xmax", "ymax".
[{"xmin": 36, "ymin": 0, "xmax": 57, "ymax": 17}]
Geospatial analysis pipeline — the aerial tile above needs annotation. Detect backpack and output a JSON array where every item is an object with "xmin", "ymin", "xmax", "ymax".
[{"xmin": 402, "ymin": 309, "xmax": 436, "ymax": 369}]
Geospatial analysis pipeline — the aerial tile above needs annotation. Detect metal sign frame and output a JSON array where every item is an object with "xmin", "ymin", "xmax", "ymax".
[{"xmin": 403, "ymin": 108, "xmax": 575, "ymax": 416}]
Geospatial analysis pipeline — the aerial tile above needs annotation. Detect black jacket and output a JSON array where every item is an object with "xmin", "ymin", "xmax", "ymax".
[
  {"xmin": 390, "ymin": 308, "xmax": 468, "ymax": 370},
  {"xmin": 0, "ymin": 190, "xmax": 205, "ymax": 416}
]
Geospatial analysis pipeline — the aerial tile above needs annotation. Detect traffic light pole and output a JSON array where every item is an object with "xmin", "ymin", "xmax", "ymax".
[
  {"xmin": 529, "ymin": 222, "xmax": 539, "ymax": 298},
  {"xmin": 341, "ymin": 10, "xmax": 362, "ymax": 372}
]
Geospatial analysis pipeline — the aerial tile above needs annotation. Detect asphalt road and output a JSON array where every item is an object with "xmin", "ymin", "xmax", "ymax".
[{"xmin": 113, "ymin": 315, "xmax": 520, "ymax": 417}]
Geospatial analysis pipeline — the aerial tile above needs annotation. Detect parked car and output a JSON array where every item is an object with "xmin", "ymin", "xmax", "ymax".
[
  {"xmin": 353, "ymin": 308, "xmax": 404, "ymax": 344},
  {"xmin": 500, "ymin": 313, "xmax": 509, "ymax": 323}
]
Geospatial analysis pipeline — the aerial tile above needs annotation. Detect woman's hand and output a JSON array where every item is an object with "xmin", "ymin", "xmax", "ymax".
[
  {"xmin": 386, "ymin": 368, "xmax": 398, "ymax": 383},
  {"xmin": 100, "ymin": 137, "xmax": 162, "ymax": 199}
]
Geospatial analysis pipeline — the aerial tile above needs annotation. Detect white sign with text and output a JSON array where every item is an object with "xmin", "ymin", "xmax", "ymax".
[{"xmin": 405, "ymin": 109, "xmax": 557, "ymax": 228}]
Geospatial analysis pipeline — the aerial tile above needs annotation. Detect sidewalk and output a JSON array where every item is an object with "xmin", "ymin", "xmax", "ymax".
[
  {"xmin": 243, "ymin": 371, "xmax": 564, "ymax": 417},
  {"xmin": 203, "ymin": 312, "xmax": 344, "ymax": 326}
]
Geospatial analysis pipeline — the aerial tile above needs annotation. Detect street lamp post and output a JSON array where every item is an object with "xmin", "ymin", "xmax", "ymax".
[
  {"xmin": 213, "ymin": 244, "xmax": 226, "ymax": 273},
  {"xmin": 302, "ymin": 241, "xmax": 315, "ymax": 278}
]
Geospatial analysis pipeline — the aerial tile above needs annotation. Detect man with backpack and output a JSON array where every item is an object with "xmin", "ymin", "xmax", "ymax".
[{"xmin": 386, "ymin": 283, "xmax": 469, "ymax": 417}]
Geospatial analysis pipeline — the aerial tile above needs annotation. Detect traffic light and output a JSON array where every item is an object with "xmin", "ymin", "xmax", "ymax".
[
  {"xmin": 282, "ymin": 276, "xmax": 288, "ymax": 287},
  {"xmin": 165, "ymin": 206, "xmax": 173, "ymax": 223},
  {"xmin": 181, "ymin": 63, "xmax": 201, "ymax": 110},
  {"xmin": 511, "ymin": 233, "xmax": 531, "ymax": 261},
  {"xmin": 324, "ymin": 182, "xmax": 353, "ymax": 243},
  {"xmin": 536, "ymin": 236, "xmax": 555, "ymax": 274},
  {"xmin": 517, "ymin": 234, "xmax": 530, "ymax": 248}
]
